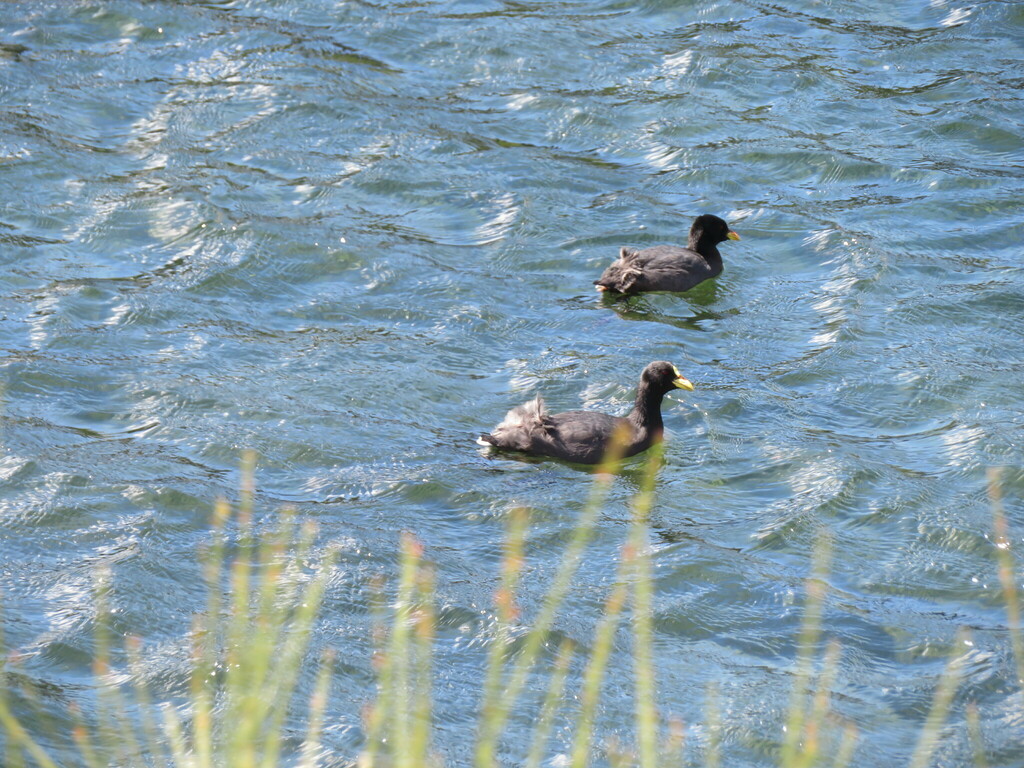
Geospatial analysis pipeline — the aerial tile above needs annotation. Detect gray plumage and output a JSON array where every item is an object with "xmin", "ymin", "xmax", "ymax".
[
  {"xmin": 478, "ymin": 362, "xmax": 693, "ymax": 465},
  {"xmin": 595, "ymin": 214, "xmax": 738, "ymax": 295}
]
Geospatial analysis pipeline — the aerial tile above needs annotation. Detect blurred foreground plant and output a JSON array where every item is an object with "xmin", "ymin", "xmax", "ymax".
[
  {"xmin": 0, "ymin": 454, "xmax": 337, "ymax": 768},
  {"xmin": 0, "ymin": 454, "xmax": 1019, "ymax": 767}
]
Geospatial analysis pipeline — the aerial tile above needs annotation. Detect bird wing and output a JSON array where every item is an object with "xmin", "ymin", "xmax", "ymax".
[
  {"xmin": 627, "ymin": 246, "xmax": 716, "ymax": 292},
  {"xmin": 531, "ymin": 411, "xmax": 631, "ymax": 464}
]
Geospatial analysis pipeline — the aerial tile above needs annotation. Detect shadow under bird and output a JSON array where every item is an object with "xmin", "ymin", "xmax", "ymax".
[
  {"xmin": 477, "ymin": 361, "xmax": 694, "ymax": 465},
  {"xmin": 595, "ymin": 213, "xmax": 740, "ymax": 295}
]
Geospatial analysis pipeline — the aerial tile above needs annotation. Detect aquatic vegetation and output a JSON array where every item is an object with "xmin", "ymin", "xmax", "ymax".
[{"xmin": 0, "ymin": 457, "xmax": 1020, "ymax": 767}]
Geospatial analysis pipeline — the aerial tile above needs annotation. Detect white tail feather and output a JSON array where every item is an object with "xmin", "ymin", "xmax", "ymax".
[{"xmin": 496, "ymin": 395, "xmax": 545, "ymax": 431}]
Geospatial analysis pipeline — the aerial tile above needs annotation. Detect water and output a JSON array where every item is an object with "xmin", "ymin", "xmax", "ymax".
[{"xmin": 2, "ymin": 0, "xmax": 1023, "ymax": 764}]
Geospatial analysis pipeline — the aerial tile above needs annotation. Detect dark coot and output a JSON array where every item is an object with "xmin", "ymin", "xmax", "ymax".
[
  {"xmin": 478, "ymin": 361, "xmax": 694, "ymax": 464},
  {"xmin": 595, "ymin": 214, "xmax": 739, "ymax": 295}
]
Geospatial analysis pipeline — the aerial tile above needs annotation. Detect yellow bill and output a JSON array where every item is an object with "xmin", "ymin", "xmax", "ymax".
[
  {"xmin": 726, "ymin": 230, "xmax": 741, "ymax": 241},
  {"xmin": 671, "ymin": 366, "xmax": 695, "ymax": 391}
]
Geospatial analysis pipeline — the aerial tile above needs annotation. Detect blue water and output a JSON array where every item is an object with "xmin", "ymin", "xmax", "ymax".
[{"xmin": 2, "ymin": 1, "xmax": 1023, "ymax": 765}]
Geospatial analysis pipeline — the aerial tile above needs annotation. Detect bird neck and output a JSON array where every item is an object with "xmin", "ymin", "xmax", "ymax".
[
  {"xmin": 688, "ymin": 236, "xmax": 722, "ymax": 260},
  {"xmin": 628, "ymin": 386, "xmax": 666, "ymax": 433}
]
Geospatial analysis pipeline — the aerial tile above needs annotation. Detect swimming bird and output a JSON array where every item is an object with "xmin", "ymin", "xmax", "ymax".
[
  {"xmin": 477, "ymin": 361, "xmax": 694, "ymax": 464},
  {"xmin": 595, "ymin": 214, "xmax": 739, "ymax": 295}
]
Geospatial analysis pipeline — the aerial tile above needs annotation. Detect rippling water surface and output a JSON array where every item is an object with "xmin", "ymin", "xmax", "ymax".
[{"xmin": 2, "ymin": 1, "xmax": 1023, "ymax": 765}]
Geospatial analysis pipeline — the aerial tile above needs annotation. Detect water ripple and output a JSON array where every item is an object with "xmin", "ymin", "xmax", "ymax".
[{"xmin": 2, "ymin": 0, "xmax": 1023, "ymax": 763}]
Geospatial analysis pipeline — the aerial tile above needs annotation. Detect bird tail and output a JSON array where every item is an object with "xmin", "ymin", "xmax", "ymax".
[{"xmin": 595, "ymin": 247, "xmax": 640, "ymax": 293}]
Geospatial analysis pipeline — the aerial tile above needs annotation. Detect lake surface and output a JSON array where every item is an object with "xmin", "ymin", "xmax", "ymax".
[{"xmin": 2, "ymin": 1, "xmax": 1023, "ymax": 765}]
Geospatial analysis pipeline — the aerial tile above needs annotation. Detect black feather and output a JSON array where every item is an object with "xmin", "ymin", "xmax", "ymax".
[
  {"xmin": 479, "ymin": 362, "xmax": 691, "ymax": 465},
  {"xmin": 595, "ymin": 214, "xmax": 737, "ymax": 295}
]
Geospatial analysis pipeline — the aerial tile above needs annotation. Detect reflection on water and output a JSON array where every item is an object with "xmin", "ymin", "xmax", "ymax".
[{"xmin": 1, "ymin": 0, "xmax": 1023, "ymax": 765}]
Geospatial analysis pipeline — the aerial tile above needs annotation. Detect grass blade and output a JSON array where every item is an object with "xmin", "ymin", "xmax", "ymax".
[
  {"xmin": 0, "ymin": 669, "xmax": 59, "ymax": 768},
  {"xmin": 358, "ymin": 576, "xmax": 390, "ymax": 768},
  {"xmin": 965, "ymin": 702, "xmax": 987, "ymax": 768},
  {"xmin": 524, "ymin": 639, "xmax": 574, "ymax": 768},
  {"xmin": 298, "ymin": 649, "xmax": 335, "ymax": 768},
  {"xmin": 478, "ymin": 508, "xmax": 528, "ymax": 760},
  {"xmin": 781, "ymin": 534, "xmax": 832, "ymax": 767},
  {"xmin": 410, "ymin": 564, "xmax": 436, "ymax": 766},
  {"xmin": 662, "ymin": 716, "xmax": 685, "ymax": 767},
  {"xmin": 797, "ymin": 638, "xmax": 841, "ymax": 768},
  {"xmin": 569, "ymin": 579, "xmax": 628, "ymax": 768},
  {"xmin": 68, "ymin": 703, "xmax": 102, "ymax": 768},
  {"xmin": 832, "ymin": 721, "xmax": 857, "ymax": 768},
  {"xmin": 259, "ymin": 534, "xmax": 336, "ymax": 768},
  {"xmin": 630, "ymin": 445, "xmax": 662, "ymax": 768},
  {"xmin": 474, "ymin": 425, "xmax": 629, "ymax": 768},
  {"xmin": 908, "ymin": 629, "xmax": 969, "ymax": 768},
  {"xmin": 990, "ymin": 469, "xmax": 1024, "ymax": 686},
  {"xmin": 390, "ymin": 533, "xmax": 422, "ymax": 768},
  {"xmin": 706, "ymin": 682, "xmax": 721, "ymax": 768},
  {"xmin": 126, "ymin": 635, "xmax": 169, "ymax": 768}
]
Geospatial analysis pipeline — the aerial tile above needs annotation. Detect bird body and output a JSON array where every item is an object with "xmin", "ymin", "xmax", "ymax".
[
  {"xmin": 478, "ymin": 362, "xmax": 693, "ymax": 465},
  {"xmin": 595, "ymin": 214, "xmax": 738, "ymax": 295}
]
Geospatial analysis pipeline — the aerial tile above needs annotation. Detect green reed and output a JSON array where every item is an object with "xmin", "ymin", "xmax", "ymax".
[
  {"xmin": 0, "ymin": 454, "xmax": 1019, "ymax": 767},
  {"xmin": 1, "ymin": 453, "xmax": 337, "ymax": 768}
]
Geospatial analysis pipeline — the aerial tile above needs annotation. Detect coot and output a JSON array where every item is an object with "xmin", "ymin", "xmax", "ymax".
[
  {"xmin": 595, "ymin": 214, "xmax": 739, "ymax": 295},
  {"xmin": 478, "ymin": 361, "xmax": 694, "ymax": 464}
]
